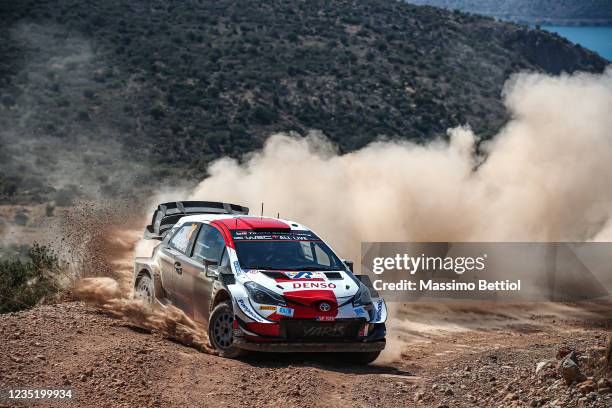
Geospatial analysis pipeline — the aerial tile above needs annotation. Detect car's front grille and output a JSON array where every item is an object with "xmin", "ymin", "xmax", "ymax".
[{"xmin": 281, "ymin": 320, "xmax": 362, "ymax": 341}]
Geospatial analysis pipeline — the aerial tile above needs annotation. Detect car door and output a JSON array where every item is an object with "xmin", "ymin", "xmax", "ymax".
[
  {"xmin": 188, "ymin": 224, "xmax": 227, "ymax": 324},
  {"xmin": 165, "ymin": 223, "xmax": 200, "ymax": 311},
  {"xmin": 156, "ymin": 227, "xmax": 179, "ymax": 300}
]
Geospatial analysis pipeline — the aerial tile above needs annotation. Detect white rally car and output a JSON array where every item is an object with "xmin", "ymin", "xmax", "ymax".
[{"xmin": 134, "ymin": 201, "xmax": 387, "ymax": 363}]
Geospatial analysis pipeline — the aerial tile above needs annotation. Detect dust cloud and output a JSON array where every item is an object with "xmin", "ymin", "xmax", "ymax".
[
  {"xmin": 57, "ymin": 67, "xmax": 612, "ymax": 361},
  {"xmin": 0, "ymin": 23, "xmax": 151, "ymax": 205},
  {"xmin": 181, "ymin": 68, "xmax": 612, "ymax": 361},
  {"xmin": 187, "ymin": 68, "xmax": 612, "ymax": 259}
]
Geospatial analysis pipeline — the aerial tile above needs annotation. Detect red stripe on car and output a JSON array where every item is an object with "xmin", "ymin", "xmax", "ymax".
[
  {"xmin": 215, "ymin": 217, "xmax": 290, "ymax": 230},
  {"xmin": 210, "ymin": 220, "xmax": 235, "ymax": 249},
  {"xmin": 273, "ymin": 278, "xmax": 326, "ymax": 283}
]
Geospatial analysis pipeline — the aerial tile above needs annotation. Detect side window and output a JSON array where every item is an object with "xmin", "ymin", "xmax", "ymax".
[
  {"xmin": 313, "ymin": 243, "xmax": 331, "ymax": 266},
  {"xmin": 169, "ymin": 223, "xmax": 198, "ymax": 254},
  {"xmin": 192, "ymin": 224, "xmax": 226, "ymax": 262},
  {"xmin": 220, "ymin": 249, "xmax": 229, "ymax": 267},
  {"xmin": 299, "ymin": 241, "xmax": 315, "ymax": 261},
  {"xmin": 163, "ymin": 227, "xmax": 177, "ymax": 244}
]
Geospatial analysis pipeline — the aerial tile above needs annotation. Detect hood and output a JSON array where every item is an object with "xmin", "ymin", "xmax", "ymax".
[{"xmin": 244, "ymin": 269, "xmax": 360, "ymax": 306}]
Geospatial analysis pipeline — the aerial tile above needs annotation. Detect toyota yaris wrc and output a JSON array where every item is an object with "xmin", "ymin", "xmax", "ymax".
[{"xmin": 134, "ymin": 201, "xmax": 387, "ymax": 363}]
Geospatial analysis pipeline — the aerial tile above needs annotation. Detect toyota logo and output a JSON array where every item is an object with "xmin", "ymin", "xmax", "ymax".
[{"xmin": 319, "ymin": 302, "xmax": 331, "ymax": 312}]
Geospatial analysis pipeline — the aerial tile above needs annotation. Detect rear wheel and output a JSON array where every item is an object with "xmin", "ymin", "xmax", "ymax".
[
  {"xmin": 337, "ymin": 351, "xmax": 381, "ymax": 365},
  {"xmin": 208, "ymin": 301, "xmax": 246, "ymax": 358},
  {"xmin": 134, "ymin": 274, "xmax": 154, "ymax": 304}
]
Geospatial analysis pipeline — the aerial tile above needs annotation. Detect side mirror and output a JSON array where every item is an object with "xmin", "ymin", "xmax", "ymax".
[
  {"xmin": 343, "ymin": 259, "xmax": 354, "ymax": 272},
  {"xmin": 203, "ymin": 258, "xmax": 219, "ymax": 278},
  {"xmin": 202, "ymin": 257, "xmax": 218, "ymax": 267},
  {"xmin": 207, "ymin": 265, "xmax": 231, "ymax": 280}
]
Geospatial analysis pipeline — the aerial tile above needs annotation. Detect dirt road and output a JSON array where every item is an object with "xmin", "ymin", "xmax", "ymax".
[
  {"xmin": 1, "ymin": 300, "xmax": 610, "ymax": 408},
  {"xmin": 1, "ymin": 212, "xmax": 611, "ymax": 407}
]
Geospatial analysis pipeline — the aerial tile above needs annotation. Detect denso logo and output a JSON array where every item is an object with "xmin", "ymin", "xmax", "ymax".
[{"xmin": 292, "ymin": 282, "xmax": 336, "ymax": 289}]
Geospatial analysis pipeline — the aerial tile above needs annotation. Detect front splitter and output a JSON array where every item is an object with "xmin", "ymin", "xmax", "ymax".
[{"xmin": 234, "ymin": 338, "xmax": 386, "ymax": 352}]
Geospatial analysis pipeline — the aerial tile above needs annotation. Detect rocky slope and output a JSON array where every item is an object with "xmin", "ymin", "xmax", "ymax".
[{"xmin": 0, "ymin": 0, "xmax": 607, "ymax": 204}]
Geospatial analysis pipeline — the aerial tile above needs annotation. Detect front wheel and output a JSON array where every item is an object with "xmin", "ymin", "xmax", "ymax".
[
  {"xmin": 208, "ymin": 301, "xmax": 246, "ymax": 358},
  {"xmin": 337, "ymin": 351, "xmax": 381, "ymax": 365}
]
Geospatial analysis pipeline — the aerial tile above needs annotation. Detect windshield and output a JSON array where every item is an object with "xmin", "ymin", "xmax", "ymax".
[{"xmin": 232, "ymin": 230, "xmax": 344, "ymax": 271}]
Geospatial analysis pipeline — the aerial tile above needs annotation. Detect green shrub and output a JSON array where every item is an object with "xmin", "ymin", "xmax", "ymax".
[{"xmin": 0, "ymin": 243, "xmax": 62, "ymax": 313}]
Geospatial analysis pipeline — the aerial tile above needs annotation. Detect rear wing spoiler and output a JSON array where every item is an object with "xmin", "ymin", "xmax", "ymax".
[{"xmin": 144, "ymin": 201, "xmax": 249, "ymax": 240}]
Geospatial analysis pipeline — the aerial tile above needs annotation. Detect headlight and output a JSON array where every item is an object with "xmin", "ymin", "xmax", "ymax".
[
  {"xmin": 244, "ymin": 281, "xmax": 286, "ymax": 306},
  {"xmin": 352, "ymin": 284, "xmax": 373, "ymax": 307}
]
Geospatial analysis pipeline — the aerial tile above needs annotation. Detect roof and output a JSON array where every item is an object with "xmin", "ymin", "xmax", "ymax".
[
  {"xmin": 214, "ymin": 217, "xmax": 290, "ymax": 230},
  {"xmin": 175, "ymin": 214, "xmax": 308, "ymax": 231}
]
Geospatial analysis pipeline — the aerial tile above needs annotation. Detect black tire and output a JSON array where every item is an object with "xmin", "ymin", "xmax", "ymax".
[
  {"xmin": 337, "ymin": 351, "xmax": 381, "ymax": 365},
  {"xmin": 208, "ymin": 301, "xmax": 246, "ymax": 358},
  {"xmin": 134, "ymin": 274, "xmax": 155, "ymax": 305}
]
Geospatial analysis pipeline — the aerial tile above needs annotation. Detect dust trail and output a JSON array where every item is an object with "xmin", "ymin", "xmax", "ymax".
[
  {"xmin": 186, "ymin": 68, "xmax": 612, "ymax": 257},
  {"xmin": 0, "ymin": 23, "xmax": 152, "ymax": 204},
  {"xmin": 35, "ymin": 201, "xmax": 146, "ymax": 293},
  {"xmin": 54, "ymin": 203, "xmax": 215, "ymax": 354},
  {"xmin": 4, "ymin": 198, "xmax": 216, "ymax": 354},
  {"xmin": 74, "ymin": 277, "xmax": 214, "ymax": 354},
  {"xmin": 177, "ymin": 68, "xmax": 612, "ymax": 361}
]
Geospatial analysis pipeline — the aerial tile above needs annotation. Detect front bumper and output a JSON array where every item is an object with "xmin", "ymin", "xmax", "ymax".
[
  {"xmin": 238, "ymin": 317, "xmax": 387, "ymax": 340},
  {"xmin": 234, "ymin": 338, "xmax": 386, "ymax": 353}
]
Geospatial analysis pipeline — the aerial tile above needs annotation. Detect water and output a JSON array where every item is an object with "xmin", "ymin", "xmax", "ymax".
[{"xmin": 541, "ymin": 26, "xmax": 612, "ymax": 61}]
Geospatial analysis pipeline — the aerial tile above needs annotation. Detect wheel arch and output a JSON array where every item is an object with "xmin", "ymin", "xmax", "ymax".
[
  {"xmin": 133, "ymin": 265, "xmax": 165, "ymax": 300},
  {"xmin": 136, "ymin": 268, "xmax": 152, "ymax": 281},
  {"xmin": 210, "ymin": 288, "xmax": 232, "ymax": 314}
]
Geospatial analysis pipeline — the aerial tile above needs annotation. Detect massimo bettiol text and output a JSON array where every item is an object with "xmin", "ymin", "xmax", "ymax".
[
  {"xmin": 360, "ymin": 243, "xmax": 612, "ymax": 301},
  {"xmin": 371, "ymin": 253, "xmax": 520, "ymax": 293}
]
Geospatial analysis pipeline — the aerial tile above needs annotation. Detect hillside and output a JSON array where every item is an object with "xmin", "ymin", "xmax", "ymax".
[
  {"xmin": 408, "ymin": 1, "xmax": 612, "ymax": 25},
  {"xmin": 0, "ymin": 0, "xmax": 607, "ymax": 204}
]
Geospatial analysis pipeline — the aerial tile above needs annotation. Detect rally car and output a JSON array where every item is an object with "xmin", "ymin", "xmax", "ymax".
[{"xmin": 133, "ymin": 201, "xmax": 387, "ymax": 363}]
